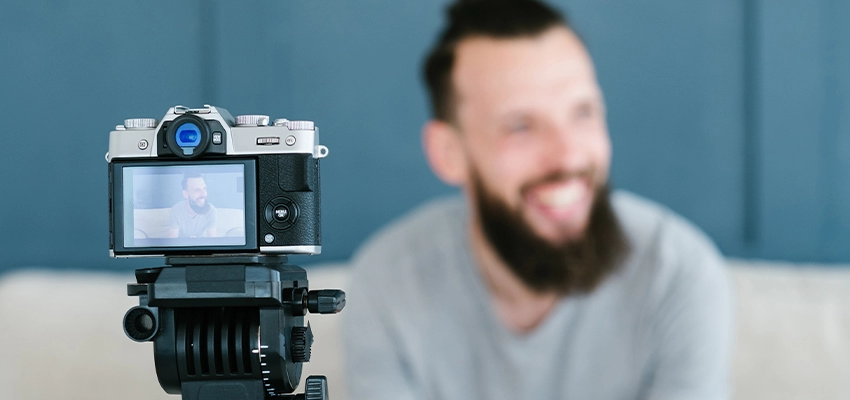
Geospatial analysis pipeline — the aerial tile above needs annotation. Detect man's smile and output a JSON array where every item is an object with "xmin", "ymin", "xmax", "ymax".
[{"xmin": 524, "ymin": 178, "xmax": 592, "ymax": 224}]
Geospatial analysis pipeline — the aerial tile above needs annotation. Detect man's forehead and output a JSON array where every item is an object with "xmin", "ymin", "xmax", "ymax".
[
  {"xmin": 452, "ymin": 27, "xmax": 599, "ymax": 112},
  {"xmin": 186, "ymin": 177, "xmax": 205, "ymax": 187}
]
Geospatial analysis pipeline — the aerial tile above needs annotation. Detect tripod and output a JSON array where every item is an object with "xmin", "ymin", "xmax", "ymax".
[{"xmin": 123, "ymin": 255, "xmax": 345, "ymax": 400}]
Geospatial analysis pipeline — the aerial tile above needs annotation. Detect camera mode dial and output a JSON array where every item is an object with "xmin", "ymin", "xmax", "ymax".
[
  {"xmin": 124, "ymin": 118, "xmax": 157, "ymax": 129},
  {"xmin": 273, "ymin": 119, "xmax": 315, "ymax": 131},
  {"xmin": 285, "ymin": 120, "xmax": 315, "ymax": 131},
  {"xmin": 235, "ymin": 115, "xmax": 270, "ymax": 126}
]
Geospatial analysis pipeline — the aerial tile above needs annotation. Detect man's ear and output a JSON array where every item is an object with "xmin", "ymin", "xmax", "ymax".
[
  {"xmin": 183, "ymin": 190, "xmax": 189, "ymax": 199},
  {"xmin": 422, "ymin": 120, "xmax": 468, "ymax": 186}
]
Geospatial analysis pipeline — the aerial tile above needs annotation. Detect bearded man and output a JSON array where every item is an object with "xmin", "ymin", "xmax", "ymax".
[
  {"xmin": 342, "ymin": 1, "xmax": 732, "ymax": 399},
  {"xmin": 167, "ymin": 173, "xmax": 218, "ymax": 238}
]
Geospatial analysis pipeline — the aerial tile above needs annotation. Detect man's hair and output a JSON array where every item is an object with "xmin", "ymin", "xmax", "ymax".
[
  {"xmin": 182, "ymin": 173, "xmax": 204, "ymax": 190},
  {"xmin": 423, "ymin": 0, "xmax": 571, "ymax": 122}
]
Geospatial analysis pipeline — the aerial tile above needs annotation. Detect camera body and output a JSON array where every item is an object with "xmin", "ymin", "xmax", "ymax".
[{"xmin": 108, "ymin": 105, "xmax": 327, "ymax": 257}]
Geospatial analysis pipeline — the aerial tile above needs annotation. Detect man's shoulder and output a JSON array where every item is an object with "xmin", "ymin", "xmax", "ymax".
[
  {"xmin": 170, "ymin": 202, "xmax": 185, "ymax": 215},
  {"xmin": 612, "ymin": 190, "xmax": 719, "ymax": 258},
  {"xmin": 351, "ymin": 196, "xmax": 466, "ymax": 275},
  {"xmin": 611, "ymin": 190, "xmax": 728, "ymax": 293},
  {"xmin": 609, "ymin": 192, "xmax": 733, "ymax": 397}
]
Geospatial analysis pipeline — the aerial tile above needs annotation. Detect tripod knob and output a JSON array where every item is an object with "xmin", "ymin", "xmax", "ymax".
[
  {"xmin": 291, "ymin": 324, "xmax": 314, "ymax": 362},
  {"xmin": 304, "ymin": 376, "xmax": 329, "ymax": 400},
  {"xmin": 307, "ymin": 289, "xmax": 346, "ymax": 314}
]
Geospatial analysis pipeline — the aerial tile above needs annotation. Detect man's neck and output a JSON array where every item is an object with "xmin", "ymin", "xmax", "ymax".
[
  {"xmin": 185, "ymin": 201, "xmax": 198, "ymax": 217},
  {"xmin": 468, "ymin": 219, "xmax": 559, "ymax": 335}
]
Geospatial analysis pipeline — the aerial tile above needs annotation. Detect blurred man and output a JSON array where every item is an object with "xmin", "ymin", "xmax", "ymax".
[
  {"xmin": 168, "ymin": 173, "xmax": 217, "ymax": 238},
  {"xmin": 343, "ymin": 1, "xmax": 732, "ymax": 399}
]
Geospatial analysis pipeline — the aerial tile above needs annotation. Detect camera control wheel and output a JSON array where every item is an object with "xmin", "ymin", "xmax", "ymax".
[{"xmin": 265, "ymin": 197, "xmax": 299, "ymax": 230}]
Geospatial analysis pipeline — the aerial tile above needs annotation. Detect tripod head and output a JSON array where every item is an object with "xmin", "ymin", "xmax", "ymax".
[{"xmin": 123, "ymin": 255, "xmax": 345, "ymax": 400}]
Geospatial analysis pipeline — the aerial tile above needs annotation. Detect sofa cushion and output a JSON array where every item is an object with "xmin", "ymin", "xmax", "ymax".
[
  {"xmin": 2, "ymin": 261, "xmax": 850, "ymax": 400},
  {"xmin": 728, "ymin": 260, "xmax": 850, "ymax": 400},
  {"xmin": 133, "ymin": 207, "xmax": 246, "ymax": 239}
]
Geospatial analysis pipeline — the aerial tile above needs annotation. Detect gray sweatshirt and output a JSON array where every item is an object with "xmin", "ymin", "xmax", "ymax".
[{"xmin": 342, "ymin": 191, "xmax": 733, "ymax": 400}]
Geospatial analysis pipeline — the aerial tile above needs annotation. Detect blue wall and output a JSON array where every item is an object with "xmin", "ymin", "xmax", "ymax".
[{"xmin": 0, "ymin": 0, "xmax": 848, "ymax": 271}]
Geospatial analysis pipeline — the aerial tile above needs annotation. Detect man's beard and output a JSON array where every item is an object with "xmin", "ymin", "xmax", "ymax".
[
  {"xmin": 472, "ymin": 170, "xmax": 629, "ymax": 297},
  {"xmin": 190, "ymin": 199, "xmax": 211, "ymax": 215}
]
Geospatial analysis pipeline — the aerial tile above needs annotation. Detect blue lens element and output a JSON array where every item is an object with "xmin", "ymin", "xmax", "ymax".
[{"xmin": 175, "ymin": 123, "xmax": 202, "ymax": 148}]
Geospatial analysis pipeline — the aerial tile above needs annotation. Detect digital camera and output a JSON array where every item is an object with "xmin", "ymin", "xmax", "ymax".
[{"xmin": 107, "ymin": 105, "xmax": 327, "ymax": 257}]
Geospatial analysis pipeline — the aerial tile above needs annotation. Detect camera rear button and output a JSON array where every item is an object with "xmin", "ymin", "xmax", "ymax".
[
  {"xmin": 274, "ymin": 206, "xmax": 289, "ymax": 222},
  {"xmin": 264, "ymin": 234, "xmax": 275, "ymax": 244},
  {"xmin": 212, "ymin": 132, "xmax": 222, "ymax": 145}
]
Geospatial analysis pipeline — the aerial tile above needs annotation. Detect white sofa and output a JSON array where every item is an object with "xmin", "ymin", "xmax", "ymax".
[
  {"xmin": 1, "ymin": 260, "xmax": 849, "ymax": 400},
  {"xmin": 133, "ymin": 208, "xmax": 246, "ymax": 239}
]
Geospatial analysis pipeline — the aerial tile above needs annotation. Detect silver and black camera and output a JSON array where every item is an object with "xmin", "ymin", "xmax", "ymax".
[
  {"xmin": 107, "ymin": 104, "xmax": 328, "ymax": 257},
  {"xmin": 109, "ymin": 105, "xmax": 343, "ymax": 400}
]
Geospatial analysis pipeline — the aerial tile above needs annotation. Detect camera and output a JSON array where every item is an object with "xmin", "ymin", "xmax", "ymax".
[
  {"xmin": 107, "ymin": 104, "xmax": 328, "ymax": 258},
  {"xmin": 108, "ymin": 105, "xmax": 343, "ymax": 400}
]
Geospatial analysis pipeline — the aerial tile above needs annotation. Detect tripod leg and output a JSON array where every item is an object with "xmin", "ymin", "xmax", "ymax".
[{"xmin": 181, "ymin": 380, "xmax": 264, "ymax": 400}]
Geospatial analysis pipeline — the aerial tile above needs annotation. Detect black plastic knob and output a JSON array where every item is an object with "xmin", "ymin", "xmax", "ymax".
[
  {"xmin": 123, "ymin": 306, "xmax": 158, "ymax": 342},
  {"xmin": 304, "ymin": 376, "xmax": 329, "ymax": 400},
  {"xmin": 291, "ymin": 324, "xmax": 314, "ymax": 363},
  {"xmin": 135, "ymin": 268, "xmax": 163, "ymax": 284},
  {"xmin": 306, "ymin": 290, "xmax": 346, "ymax": 314}
]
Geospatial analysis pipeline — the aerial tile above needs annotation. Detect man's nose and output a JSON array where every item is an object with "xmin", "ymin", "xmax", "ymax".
[{"xmin": 541, "ymin": 126, "xmax": 589, "ymax": 170}]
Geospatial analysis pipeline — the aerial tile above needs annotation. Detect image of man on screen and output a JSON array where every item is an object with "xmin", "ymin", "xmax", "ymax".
[{"xmin": 167, "ymin": 173, "xmax": 218, "ymax": 238}]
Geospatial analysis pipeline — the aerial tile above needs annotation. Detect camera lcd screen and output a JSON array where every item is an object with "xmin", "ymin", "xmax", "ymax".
[{"xmin": 113, "ymin": 160, "xmax": 257, "ymax": 254}]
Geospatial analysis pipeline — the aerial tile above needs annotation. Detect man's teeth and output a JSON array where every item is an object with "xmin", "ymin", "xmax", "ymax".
[{"xmin": 538, "ymin": 183, "xmax": 584, "ymax": 208}]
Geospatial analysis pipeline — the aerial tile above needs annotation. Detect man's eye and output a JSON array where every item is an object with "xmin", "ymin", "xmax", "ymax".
[
  {"xmin": 575, "ymin": 104, "xmax": 596, "ymax": 121},
  {"xmin": 506, "ymin": 120, "xmax": 531, "ymax": 133}
]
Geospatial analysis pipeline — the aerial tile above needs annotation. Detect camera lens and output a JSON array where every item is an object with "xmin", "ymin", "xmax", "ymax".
[{"xmin": 175, "ymin": 123, "xmax": 202, "ymax": 148}]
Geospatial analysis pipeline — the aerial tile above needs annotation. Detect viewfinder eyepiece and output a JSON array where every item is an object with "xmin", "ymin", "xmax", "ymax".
[
  {"xmin": 164, "ymin": 115, "xmax": 211, "ymax": 159},
  {"xmin": 175, "ymin": 123, "xmax": 202, "ymax": 151}
]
